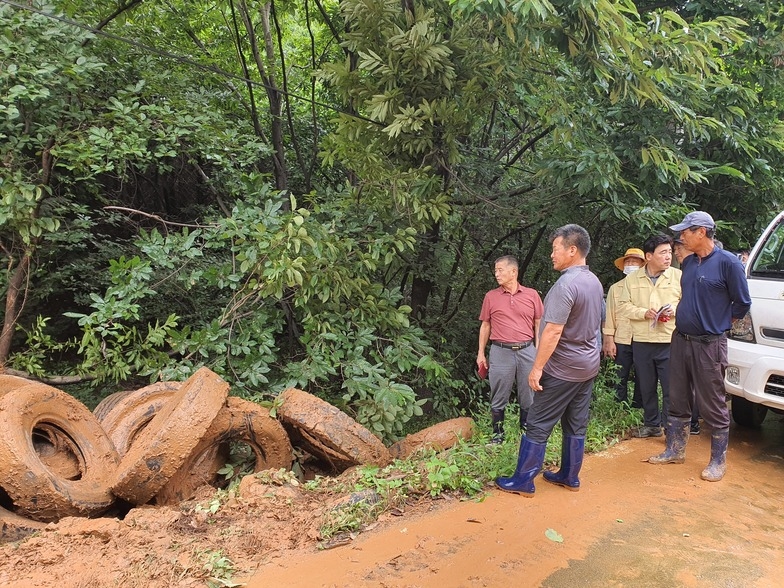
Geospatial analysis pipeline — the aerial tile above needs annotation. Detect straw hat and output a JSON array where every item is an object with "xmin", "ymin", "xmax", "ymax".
[{"xmin": 614, "ymin": 248, "xmax": 645, "ymax": 271}]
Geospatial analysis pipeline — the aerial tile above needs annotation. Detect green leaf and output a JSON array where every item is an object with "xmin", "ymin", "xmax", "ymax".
[{"xmin": 545, "ymin": 528, "xmax": 563, "ymax": 543}]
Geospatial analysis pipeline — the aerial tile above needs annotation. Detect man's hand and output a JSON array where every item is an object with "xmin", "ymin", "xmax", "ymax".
[
  {"xmin": 528, "ymin": 366, "xmax": 543, "ymax": 392},
  {"xmin": 602, "ymin": 339, "xmax": 616, "ymax": 359}
]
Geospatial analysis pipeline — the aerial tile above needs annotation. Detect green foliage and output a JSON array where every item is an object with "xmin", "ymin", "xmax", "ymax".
[
  {"xmin": 199, "ymin": 550, "xmax": 240, "ymax": 588},
  {"xmin": 318, "ymin": 490, "xmax": 387, "ymax": 542},
  {"xmin": 4, "ymin": 0, "xmax": 784, "ymax": 448}
]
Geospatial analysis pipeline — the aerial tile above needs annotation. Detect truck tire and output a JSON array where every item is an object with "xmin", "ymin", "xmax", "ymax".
[
  {"xmin": 731, "ymin": 396, "xmax": 768, "ymax": 428},
  {"xmin": 154, "ymin": 397, "xmax": 293, "ymax": 505},
  {"xmin": 388, "ymin": 417, "xmax": 476, "ymax": 460},
  {"xmin": 32, "ymin": 423, "xmax": 82, "ymax": 480},
  {"xmin": 111, "ymin": 367, "xmax": 228, "ymax": 505},
  {"xmin": 98, "ymin": 382, "xmax": 181, "ymax": 457},
  {"xmin": 276, "ymin": 388, "xmax": 391, "ymax": 472},
  {"xmin": 92, "ymin": 390, "xmax": 132, "ymax": 422},
  {"xmin": 0, "ymin": 374, "xmax": 36, "ymax": 396},
  {"xmin": 0, "ymin": 383, "xmax": 120, "ymax": 522}
]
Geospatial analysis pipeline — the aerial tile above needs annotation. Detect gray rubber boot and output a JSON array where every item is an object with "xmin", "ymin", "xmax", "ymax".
[
  {"xmin": 648, "ymin": 417, "xmax": 690, "ymax": 464},
  {"xmin": 701, "ymin": 427, "xmax": 729, "ymax": 482}
]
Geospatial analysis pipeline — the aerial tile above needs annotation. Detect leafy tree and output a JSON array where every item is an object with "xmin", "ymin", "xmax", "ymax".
[{"xmin": 4, "ymin": 0, "xmax": 784, "ymax": 437}]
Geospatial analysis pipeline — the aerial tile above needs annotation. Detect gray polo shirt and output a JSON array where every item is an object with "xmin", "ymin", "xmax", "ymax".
[{"xmin": 541, "ymin": 265, "xmax": 604, "ymax": 382}]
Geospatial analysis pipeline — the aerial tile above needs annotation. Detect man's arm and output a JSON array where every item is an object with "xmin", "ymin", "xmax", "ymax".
[
  {"xmin": 477, "ymin": 320, "xmax": 491, "ymax": 369},
  {"xmin": 603, "ymin": 284, "xmax": 617, "ymax": 358},
  {"xmin": 528, "ymin": 322, "xmax": 565, "ymax": 391},
  {"xmin": 533, "ymin": 317, "xmax": 541, "ymax": 347},
  {"xmin": 727, "ymin": 260, "xmax": 752, "ymax": 319}
]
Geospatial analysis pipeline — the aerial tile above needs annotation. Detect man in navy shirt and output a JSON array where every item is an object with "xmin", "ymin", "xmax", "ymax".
[{"xmin": 648, "ymin": 211, "xmax": 751, "ymax": 482}]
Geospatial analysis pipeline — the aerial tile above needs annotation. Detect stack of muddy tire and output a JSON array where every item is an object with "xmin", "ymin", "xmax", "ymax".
[{"xmin": 0, "ymin": 368, "xmax": 474, "ymax": 543}]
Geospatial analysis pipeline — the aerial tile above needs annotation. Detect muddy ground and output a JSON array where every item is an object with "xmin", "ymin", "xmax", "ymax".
[{"xmin": 2, "ymin": 416, "xmax": 784, "ymax": 588}]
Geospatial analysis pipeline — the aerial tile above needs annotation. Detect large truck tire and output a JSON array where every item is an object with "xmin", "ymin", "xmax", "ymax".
[
  {"xmin": 111, "ymin": 367, "xmax": 228, "ymax": 505},
  {"xmin": 32, "ymin": 423, "xmax": 82, "ymax": 480},
  {"xmin": 0, "ymin": 383, "xmax": 120, "ymax": 522},
  {"xmin": 276, "ymin": 388, "xmax": 391, "ymax": 472},
  {"xmin": 0, "ymin": 374, "xmax": 37, "ymax": 396},
  {"xmin": 388, "ymin": 417, "xmax": 476, "ymax": 460},
  {"xmin": 92, "ymin": 390, "xmax": 132, "ymax": 422},
  {"xmin": 97, "ymin": 382, "xmax": 181, "ymax": 457},
  {"xmin": 154, "ymin": 397, "xmax": 293, "ymax": 505}
]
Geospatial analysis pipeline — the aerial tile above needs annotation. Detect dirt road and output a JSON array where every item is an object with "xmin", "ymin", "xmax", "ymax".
[{"xmin": 248, "ymin": 417, "xmax": 784, "ymax": 588}]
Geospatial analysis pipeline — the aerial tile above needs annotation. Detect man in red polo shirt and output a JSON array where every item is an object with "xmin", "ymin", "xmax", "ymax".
[{"xmin": 477, "ymin": 255, "xmax": 544, "ymax": 444}]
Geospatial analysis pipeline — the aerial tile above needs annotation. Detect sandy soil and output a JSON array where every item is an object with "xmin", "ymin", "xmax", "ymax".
[{"xmin": 2, "ymin": 418, "xmax": 784, "ymax": 588}]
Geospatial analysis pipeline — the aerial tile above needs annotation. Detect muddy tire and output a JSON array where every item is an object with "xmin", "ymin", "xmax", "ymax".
[
  {"xmin": 32, "ymin": 424, "xmax": 82, "ymax": 480},
  {"xmin": 92, "ymin": 390, "xmax": 132, "ymax": 422},
  {"xmin": 276, "ymin": 388, "xmax": 391, "ymax": 472},
  {"xmin": 0, "ymin": 374, "xmax": 36, "ymax": 396},
  {"xmin": 0, "ymin": 383, "xmax": 120, "ymax": 522},
  {"xmin": 154, "ymin": 397, "xmax": 293, "ymax": 505},
  {"xmin": 98, "ymin": 382, "xmax": 182, "ymax": 457},
  {"xmin": 388, "ymin": 417, "xmax": 476, "ymax": 460},
  {"xmin": 0, "ymin": 506, "xmax": 46, "ymax": 544},
  {"xmin": 111, "ymin": 367, "xmax": 229, "ymax": 505}
]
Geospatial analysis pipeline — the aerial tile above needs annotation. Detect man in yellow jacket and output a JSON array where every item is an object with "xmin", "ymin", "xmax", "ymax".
[{"xmin": 618, "ymin": 235, "xmax": 682, "ymax": 438}]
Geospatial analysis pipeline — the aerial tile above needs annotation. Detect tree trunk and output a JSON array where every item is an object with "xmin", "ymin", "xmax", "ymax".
[
  {"xmin": 0, "ymin": 252, "xmax": 31, "ymax": 366},
  {"xmin": 409, "ymin": 223, "xmax": 440, "ymax": 322}
]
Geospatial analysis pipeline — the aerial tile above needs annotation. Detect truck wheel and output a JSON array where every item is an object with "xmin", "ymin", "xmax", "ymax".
[
  {"xmin": 0, "ymin": 383, "xmax": 119, "ymax": 522},
  {"xmin": 388, "ymin": 417, "xmax": 476, "ymax": 460},
  {"xmin": 154, "ymin": 397, "xmax": 293, "ymax": 505},
  {"xmin": 276, "ymin": 388, "xmax": 391, "ymax": 472},
  {"xmin": 731, "ymin": 396, "xmax": 768, "ymax": 428},
  {"xmin": 111, "ymin": 367, "xmax": 228, "ymax": 505},
  {"xmin": 98, "ymin": 382, "xmax": 181, "ymax": 457}
]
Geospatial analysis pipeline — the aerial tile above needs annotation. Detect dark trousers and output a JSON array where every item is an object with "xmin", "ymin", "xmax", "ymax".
[
  {"xmin": 669, "ymin": 333, "xmax": 729, "ymax": 429},
  {"xmin": 525, "ymin": 373, "xmax": 595, "ymax": 444},
  {"xmin": 632, "ymin": 341, "xmax": 671, "ymax": 428},
  {"xmin": 613, "ymin": 342, "xmax": 639, "ymax": 403}
]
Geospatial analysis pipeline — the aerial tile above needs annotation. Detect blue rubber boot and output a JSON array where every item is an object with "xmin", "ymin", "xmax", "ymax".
[
  {"xmin": 495, "ymin": 436, "xmax": 547, "ymax": 496},
  {"xmin": 701, "ymin": 428, "xmax": 729, "ymax": 482},
  {"xmin": 543, "ymin": 435, "xmax": 584, "ymax": 491},
  {"xmin": 648, "ymin": 417, "xmax": 690, "ymax": 464}
]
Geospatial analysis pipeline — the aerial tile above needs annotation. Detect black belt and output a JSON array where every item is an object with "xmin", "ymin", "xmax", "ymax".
[
  {"xmin": 491, "ymin": 340, "xmax": 533, "ymax": 350},
  {"xmin": 676, "ymin": 330, "xmax": 725, "ymax": 343}
]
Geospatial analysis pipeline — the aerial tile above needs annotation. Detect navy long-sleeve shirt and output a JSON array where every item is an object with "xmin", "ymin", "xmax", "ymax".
[{"xmin": 676, "ymin": 247, "xmax": 751, "ymax": 336}]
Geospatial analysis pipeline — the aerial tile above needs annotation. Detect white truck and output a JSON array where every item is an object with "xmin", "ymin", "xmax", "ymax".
[{"xmin": 725, "ymin": 211, "xmax": 784, "ymax": 426}]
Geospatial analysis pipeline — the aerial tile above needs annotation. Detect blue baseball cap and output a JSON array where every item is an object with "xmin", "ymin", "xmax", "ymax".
[{"xmin": 669, "ymin": 211, "xmax": 715, "ymax": 232}]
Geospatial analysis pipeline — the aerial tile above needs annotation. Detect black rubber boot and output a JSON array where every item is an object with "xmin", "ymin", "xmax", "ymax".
[
  {"xmin": 495, "ymin": 436, "xmax": 547, "ymax": 496},
  {"xmin": 543, "ymin": 435, "xmax": 584, "ymax": 491},
  {"xmin": 648, "ymin": 417, "xmax": 690, "ymax": 464},
  {"xmin": 490, "ymin": 409, "xmax": 505, "ymax": 444},
  {"xmin": 519, "ymin": 408, "xmax": 529, "ymax": 432},
  {"xmin": 701, "ymin": 427, "xmax": 729, "ymax": 482}
]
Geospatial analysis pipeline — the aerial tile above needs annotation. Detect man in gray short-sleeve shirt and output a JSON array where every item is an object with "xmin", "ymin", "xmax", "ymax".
[{"xmin": 496, "ymin": 224, "xmax": 603, "ymax": 496}]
